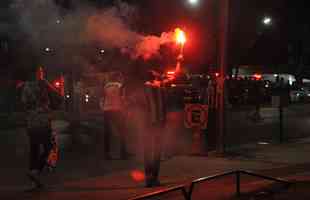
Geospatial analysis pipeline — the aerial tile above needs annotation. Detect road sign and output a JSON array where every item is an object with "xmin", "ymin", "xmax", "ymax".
[{"xmin": 184, "ymin": 104, "xmax": 209, "ymax": 130}]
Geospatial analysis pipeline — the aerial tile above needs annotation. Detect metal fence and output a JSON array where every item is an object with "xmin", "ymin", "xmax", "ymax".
[{"xmin": 128, "ymin": 170, "xmax": 294, "ymax": 200}]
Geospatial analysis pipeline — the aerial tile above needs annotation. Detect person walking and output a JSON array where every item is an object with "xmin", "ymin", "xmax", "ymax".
[
  {"xmin": 143, "ymin": 70, "xmax": 167, "ymax": 187},
  {"xmin": 99, "ymin": 72, "xmax": 128, "ymax": 160},
  {"xmin": 21, "ymin": 67, "xmax": 63, "ymax": 190}
]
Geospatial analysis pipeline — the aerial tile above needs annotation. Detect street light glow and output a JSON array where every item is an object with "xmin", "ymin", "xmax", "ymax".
[
  {"xmin": 263, "ymin": 16, "xmax": 272, "ymax": 25},
  {"xmin": 188, "ymin": 0, "xmax": 199, "ymax": 5}
]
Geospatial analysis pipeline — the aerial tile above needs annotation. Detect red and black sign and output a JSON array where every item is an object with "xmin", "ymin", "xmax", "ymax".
[{"xmin": 184, "ymin": 104, "xmax": 209, "ymax": 130}]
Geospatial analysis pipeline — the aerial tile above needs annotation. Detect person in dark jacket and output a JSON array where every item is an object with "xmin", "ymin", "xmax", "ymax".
[
  {"xmin": 21, "ymin": 67, "xmax": 63, "ymax": 190},
  {"xmin": 143, "ymin": 70, "xmax": 167, "ymax": 187}
]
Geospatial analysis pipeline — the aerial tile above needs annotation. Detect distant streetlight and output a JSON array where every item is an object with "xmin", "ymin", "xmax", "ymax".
[
  {"xmin": 188, "ymin": 0, "xmax": 199, "ymax": 6},
  {"xmin": 262, "ymin": 16, "xmax": 272, "ymax": 26},
  {"xmin": 45, "ymin": 47, "xmax": 51, "ymax": 52}
]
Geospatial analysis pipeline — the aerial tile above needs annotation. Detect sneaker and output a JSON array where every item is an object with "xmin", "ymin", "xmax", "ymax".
[
  {"xmin": 121, "ymin": 153, "xmax": 130, "ymax": 160},
  {"xmin": 104, "ymin": 154, "xmax": 112, "ymax": 160},
  {"xmin": 152, "ymin": 179, "xmax": 161, "ymax": 187},
  {"xmin": 145, "ymin": 181, "xmax": 153, "ymax": 188},
  {"xmin": 25, "ymin": 183, "xmax": 45, "ymax": 192},
  {"xmin": 27, "ymin": 170, "xmax": 43, "ymax": 188},
  {"xmin": 145, "ymin": 177, "xmax": 153, "ymax": 188},
  {"xmin": 145, "ymin": 179, "xmax": 161, "ymax": 187}
]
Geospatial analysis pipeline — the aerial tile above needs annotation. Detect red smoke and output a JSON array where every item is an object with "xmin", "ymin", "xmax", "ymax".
[{"xmin": 86, "ymin": 8, "xmax": 179, "ymax": 60}]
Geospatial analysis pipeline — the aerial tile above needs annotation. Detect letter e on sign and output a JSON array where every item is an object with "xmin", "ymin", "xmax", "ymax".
[{"xmin": 184, "ymin": 104, "xmax": 209, "ymax": 129}]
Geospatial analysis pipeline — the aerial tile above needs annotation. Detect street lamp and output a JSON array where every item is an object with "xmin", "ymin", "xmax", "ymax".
[
  {"xmin": 188, "ymin": 0, "xmax": 199, "ymax": 5},
  {"xmin": 262, "ymin": 16, "xmax": 272, "ymax": 26}
]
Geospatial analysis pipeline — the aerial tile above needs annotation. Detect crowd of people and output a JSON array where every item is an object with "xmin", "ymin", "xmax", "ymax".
[
  {"xmin": 20, "ymin": 67, "xmax": 170, "ymax": 190},
  {"xmin": 20, "ymin": 67, "xmax": 304, "ymax": 191}
]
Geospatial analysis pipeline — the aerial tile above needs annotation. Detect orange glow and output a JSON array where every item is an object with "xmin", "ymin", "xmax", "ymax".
[
  {"xmin": 130, "ymin": 170, "xmax": 145, "ymax": 182},
  {"xmin": 166, "ymin": 70, "xmax": 176, "ymax": 80},
  {"xmin": 253, "ymin": 74, "xmax": 262, "ymax": 80},
  {"xmin": 54, "ymin": 81, "xmax": 60, "ymax": 87},
  {"xmin": 175, "ymin": 28, "xmax": 186, "ymax": 45}
]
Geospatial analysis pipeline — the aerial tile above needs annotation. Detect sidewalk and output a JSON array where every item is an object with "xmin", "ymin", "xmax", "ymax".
[{"xmin": 1, "ymin": 135, "xmax": 310, "ymax": 200}]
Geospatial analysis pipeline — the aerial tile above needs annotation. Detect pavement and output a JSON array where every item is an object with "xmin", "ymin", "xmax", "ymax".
[
  {"xmin": 1, "ymin": 104, "xmax": 310, "ymax": 200},
  {"xmin": 1, "ymin": 128, "xmax": 310, "ymax": 200}
]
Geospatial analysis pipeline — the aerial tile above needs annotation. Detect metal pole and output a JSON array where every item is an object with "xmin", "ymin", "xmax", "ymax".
[
  {"xmin": 236, "ymin": 171, "xmax": 241, "ymax": 196},
  {"xmin": 176, "ymin": 44, "xmax": 184, "ymax": 72},
  {"xmin": 181, "ymin": 187, "xmax": 190, "ymax": 200},
  {"xmin": 217, "ymin": 0, "xmax": 230, "ymax": 154},
  {"xmin": 279, "ymin": 105, "xmax": 283, "ymax": 143},
  {"xmin": 188, "ymin": 184, "xmax": 194, "ymax": 200}
]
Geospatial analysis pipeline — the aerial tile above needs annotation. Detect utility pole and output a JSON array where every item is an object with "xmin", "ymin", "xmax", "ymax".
[{"xmin": 216, "ymin": 0, "xmax": 230, "ymax": 154}]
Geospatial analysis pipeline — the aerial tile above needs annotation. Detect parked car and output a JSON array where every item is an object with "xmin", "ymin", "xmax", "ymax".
[{"xmin": 290, "ymin": 87, "xmax": 310, "ymax": 102}]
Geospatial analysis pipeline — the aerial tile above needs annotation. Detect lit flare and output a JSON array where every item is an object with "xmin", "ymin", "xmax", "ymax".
[{"xmin": 175, "ymin": 28, "xmax": 186, "ymax": 45}]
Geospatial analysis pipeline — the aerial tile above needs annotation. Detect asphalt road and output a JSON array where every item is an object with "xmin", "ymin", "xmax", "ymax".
[{"xmin": 226, "ymin": 104, "xmax": 310, "ymax": 147}]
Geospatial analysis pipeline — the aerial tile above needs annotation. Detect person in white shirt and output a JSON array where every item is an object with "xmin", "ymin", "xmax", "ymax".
[{"xmin": 99, "ymin": 72, "xmax": 128, "ymax": 160}]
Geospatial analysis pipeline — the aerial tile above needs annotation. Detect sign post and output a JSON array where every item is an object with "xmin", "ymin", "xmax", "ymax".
[
  {"xmin": 272, "ymin": 94, "xmax": 289, "ymax": 143},
  {"xmin": 279, "ymin": 104, "xmax": 283, "ymax": 143},
  {"xmin": 184, "ymin": 104, "xmax": 209, "ymax": 156}
]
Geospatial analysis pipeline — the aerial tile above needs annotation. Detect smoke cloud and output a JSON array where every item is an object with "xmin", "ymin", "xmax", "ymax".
[
  {"xmin": 11, "ymin": 0, "xmax": 177, "ymax": 72},
  {"xmin": 86, "ymin": 5, "xmax": 176, "ymax": 60}
]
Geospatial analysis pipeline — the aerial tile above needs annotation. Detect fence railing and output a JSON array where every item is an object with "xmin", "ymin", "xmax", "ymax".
[
  {"xmin": 128, "ymin": 170, "xmax": 294, "ymax": 200},
  {"xmin": 188, "ymin": 170, "xmax": 293, "ymax": 200}
]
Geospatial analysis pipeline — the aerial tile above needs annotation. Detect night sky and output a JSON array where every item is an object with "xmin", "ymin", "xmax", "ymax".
[
  {"xmin": 135, "ymin": 0, "xmax": 288, "ymax": 66},
  {"xmin": 79, "ymin": 0, "xmax": 289, "ymax": 67},
  {"xmin": 0, "ymin": 0, "xmax": 293, "ymax": 79}
]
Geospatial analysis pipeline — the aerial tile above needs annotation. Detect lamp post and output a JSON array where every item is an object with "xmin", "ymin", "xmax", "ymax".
[
  {"xmin": 184, "ymin": 0, "xmax": 230, "ymax": 154},
  {"xmin": 216, "ymin": 0, "xmax": 230, "ymax": 154}
]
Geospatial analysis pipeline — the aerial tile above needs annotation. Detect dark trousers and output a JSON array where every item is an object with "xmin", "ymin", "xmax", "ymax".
[
  {"xmin": 103, "ymin": 111, "xmax": 128, "ymax": 158},
  {"xmin": 144, "ymin": 127, "xmax": 162, "ymax": 182},
  {"xmin": 27, "ymin": 127, "xmax": 52, "ymax": 172}
]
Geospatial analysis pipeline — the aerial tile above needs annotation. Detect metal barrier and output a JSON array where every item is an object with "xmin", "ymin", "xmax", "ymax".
[
  {"xmin": 127, "ymin": 170, "xmax": 293, "ymax": 200},
  {"xmin": 128, "ymin": 184, "xmax": 189, "ymax": 200},
  {"xmin": 188, "ymin": 170, "xmax": 236, "ymax": 199},
  {"xmin": 188, "ymin": 170, "xmax": 293, "ymax": 200}
]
